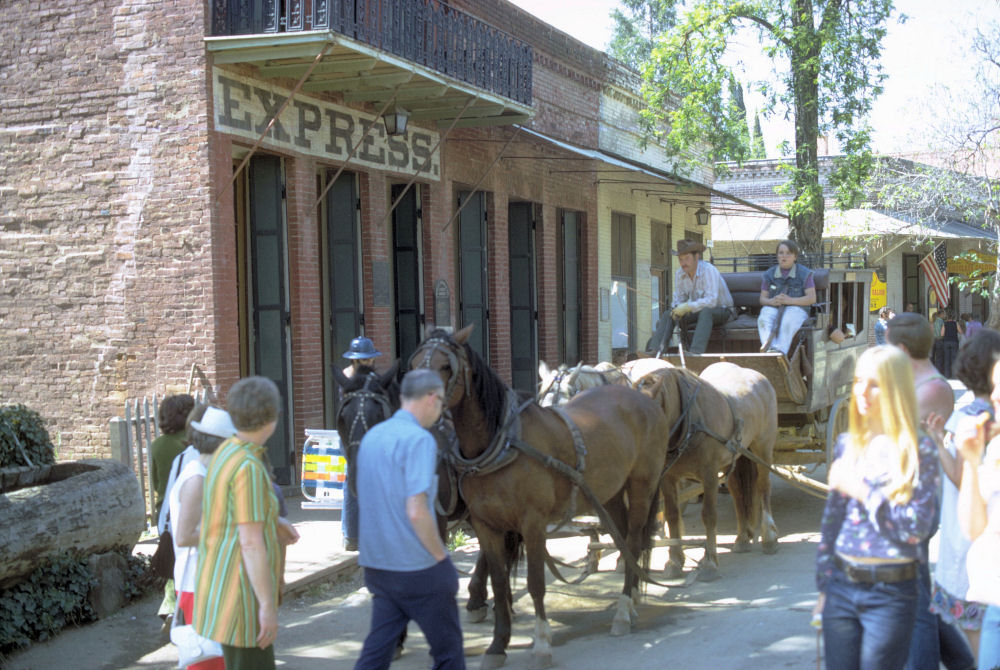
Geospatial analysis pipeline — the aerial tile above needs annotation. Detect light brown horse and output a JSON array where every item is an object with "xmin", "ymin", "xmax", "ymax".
[
  {"xmin": 632, "ymin": 362, "xmax": 779, "ymax": 581},
  {"xmin": 412, "ymin": 326, "xmax": 671, "ymax": 669}
]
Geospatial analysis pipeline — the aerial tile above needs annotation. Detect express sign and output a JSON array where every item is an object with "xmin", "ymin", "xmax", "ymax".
[{"xmin": 213, "ymin": 67, "xmax": 441, "ymax": 180}]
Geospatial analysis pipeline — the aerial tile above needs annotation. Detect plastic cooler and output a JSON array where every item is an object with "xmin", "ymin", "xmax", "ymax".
[{"xmin": 300, "ymin": 428, "xmax": 347, "ymax": 510}]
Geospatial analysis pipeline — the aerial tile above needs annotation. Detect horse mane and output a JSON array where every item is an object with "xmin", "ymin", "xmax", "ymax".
[{"xmin": 426, "ymin": 328, "xmax": 508, "ymax": 435}]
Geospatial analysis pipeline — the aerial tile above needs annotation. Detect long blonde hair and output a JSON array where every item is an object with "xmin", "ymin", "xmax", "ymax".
[{"xmin": 846, "ymin": 345, "xmax": 921, "ymax": 504}]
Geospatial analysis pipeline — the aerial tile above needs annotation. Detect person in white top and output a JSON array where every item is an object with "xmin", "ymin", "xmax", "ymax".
[
  {"xmin": 170, "ymin": 405, "xmax": 237, "ymax": 670},
  {"xmin": 647, "ymin": 238, "xmax": 734, "ymax": 356}
]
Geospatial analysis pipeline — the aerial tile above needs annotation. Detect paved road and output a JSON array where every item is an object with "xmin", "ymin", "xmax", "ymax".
[{"xmin": 5, "ymin": 474, "xmax": 827, "ymax": 670}]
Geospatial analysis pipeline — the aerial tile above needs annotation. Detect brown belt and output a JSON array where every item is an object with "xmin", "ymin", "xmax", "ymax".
[{"xmin": 834, "ymin": 555, "xmax": 918, "ymax": 584}]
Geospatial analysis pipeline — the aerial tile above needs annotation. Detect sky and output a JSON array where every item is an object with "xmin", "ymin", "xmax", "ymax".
[{"xmin": 505, "ymin": 0, "xmax": 997, "ymax": 157}]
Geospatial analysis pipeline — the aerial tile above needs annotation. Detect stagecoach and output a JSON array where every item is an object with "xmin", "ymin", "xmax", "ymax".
[{"xmin": 653, "ymin": 253, "xmax": 872, "ymax": 493}]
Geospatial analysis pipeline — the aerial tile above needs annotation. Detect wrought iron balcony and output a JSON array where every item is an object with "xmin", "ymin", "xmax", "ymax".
[{"xmin": 210, "ymin": 0, "xmax": 533, "ymax": 107}]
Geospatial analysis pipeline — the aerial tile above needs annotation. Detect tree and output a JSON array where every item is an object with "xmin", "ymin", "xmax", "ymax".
[
  {"xmin": 726, "ymin": 75, "xmax": 753, "ymax": 161},
  {"xmin": 608, "ymin": 0, "xmax": 679, "ymax": 71},
  {"xmin": 865, "ymin": 23, "xmax": 1000, "ymax": 326},
  {"xmin": 752, "ymin": 112, "xmax": 766, "ymax": 159},
  {"xmin": 639, "ymin": 0, "xmax": 894, "ymax": 254}
]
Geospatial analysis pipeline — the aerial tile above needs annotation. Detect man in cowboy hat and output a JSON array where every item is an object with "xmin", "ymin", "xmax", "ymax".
[
  {"xmin": 647, "ymin": 238, "xmax": 734, "ymax": 356},
  {"xmin": 340, "ymin": 336, "xmax": 383, "ymax": 551}
]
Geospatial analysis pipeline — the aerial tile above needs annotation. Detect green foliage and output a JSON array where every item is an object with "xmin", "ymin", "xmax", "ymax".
[
  {"xmin": 608, "ymin": 0, "xmax": 679, "ymax": 70},
  {"xmin": 0, "ymin": 549, "xmax": 160, "ymax": 656},
  {"xmin": 0, "ymin": 405, "xmax": 56, "ymax": 468},
  {"xmin": 447, "ymin": 527, "xmax": 471, "ymax": 552},
  {"xmin": 0, "ymin": 553, "xmax": 96, "ymax": 654},
  {"xmin": 751, "ymin": 112, "xmax": 766, "ymax": 159},
  {"xmin": 122, "ymin": 551, "xmax": 164, "ymax": 602},
  {"xmin": 639, "ymin": 0, "xmax": 895, "ymax": 250}
]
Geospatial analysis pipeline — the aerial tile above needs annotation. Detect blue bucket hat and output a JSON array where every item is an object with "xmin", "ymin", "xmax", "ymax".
[{"xmin": 342, "ymin": 336, "xmax": 382, "ymax": 360}]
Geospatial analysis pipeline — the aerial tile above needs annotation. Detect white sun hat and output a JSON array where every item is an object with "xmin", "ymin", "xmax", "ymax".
[{"xmin": 190, "ymin": 406, "xmax": 237, "ymax": 439}]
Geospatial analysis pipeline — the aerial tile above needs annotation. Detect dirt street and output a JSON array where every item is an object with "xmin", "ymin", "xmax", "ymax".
[{"xmin": 4, "ymin": 474, "xmax": 826, "ymax": 670}]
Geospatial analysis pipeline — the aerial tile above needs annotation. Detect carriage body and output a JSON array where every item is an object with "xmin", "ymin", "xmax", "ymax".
[{"xmin": 659, "ymin": 257, "xmax": 871, "ymax": 476}]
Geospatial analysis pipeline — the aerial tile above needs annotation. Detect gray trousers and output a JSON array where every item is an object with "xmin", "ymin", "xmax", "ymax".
[{"xmin": 647, "ymin": 306, "xmax": 733, "ymax": 355}]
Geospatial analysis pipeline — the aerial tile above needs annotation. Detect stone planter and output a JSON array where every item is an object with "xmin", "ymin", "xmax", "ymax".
[
  {"xmin": 0, "ymin": 459, "xmax": 145, "ymax": 588},
  {"xmin": 0, "ymin": 463, "xmax": 53, "ymax": 493}
]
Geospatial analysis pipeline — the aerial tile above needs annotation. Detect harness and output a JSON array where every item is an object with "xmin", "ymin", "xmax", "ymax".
[
  {"xmin": 411, "ymin": 335, "xmax": 674, "ymax": 587},
  {"xmin": 336, "ymin": 374, "xmax": 394, "ymax": 494}
]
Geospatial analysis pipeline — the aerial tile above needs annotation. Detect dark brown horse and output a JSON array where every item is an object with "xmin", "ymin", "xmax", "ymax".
[
  {"xmin": 411, "ymin": 326, "xmax": 671, "ymax": 669},
  {"xmin": 330, "ymin": 363, "xmax": 507, "ymax": 624},
  {"xmin": 631, "ymin": 362, "xmax": 779, "ymax": 581}
]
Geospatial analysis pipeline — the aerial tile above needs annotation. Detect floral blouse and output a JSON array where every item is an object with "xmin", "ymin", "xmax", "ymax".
[{"xmin": 816, "ymin": 432, "xmax": 941, "ymax": 592}]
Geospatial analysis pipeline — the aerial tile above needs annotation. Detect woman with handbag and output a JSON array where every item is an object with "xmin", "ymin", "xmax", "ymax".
[
  {"xmin": 170, "ymin": 405, "xmax": 237, "ymax": 670},
  {"xmin": 813, "ymin": 345, "xmax": 941, "ymax": 669}
]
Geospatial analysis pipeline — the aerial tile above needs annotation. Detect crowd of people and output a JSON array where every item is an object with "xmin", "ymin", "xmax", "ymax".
[
  {"xmin": 814, "ymin": 310, "xmax": 1000, "ymax": 670},
  {"xmin": 153, "ymin": 354, "xmax": 462, "ymax": 669}
]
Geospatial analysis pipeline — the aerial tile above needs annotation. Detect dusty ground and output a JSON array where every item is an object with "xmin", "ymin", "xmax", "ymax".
[{"xmin": 4, "ymin": 473, "xmax": 827, "ymax": 670}]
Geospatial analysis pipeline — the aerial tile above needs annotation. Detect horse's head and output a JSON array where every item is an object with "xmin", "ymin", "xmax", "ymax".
[
  {"xmin": 537, "ymin": 361, "xmax": 613, "ymax": 407},
  {"xmin": 332, "ymin": 361, "xmax": 399, "ymax": 492},
  {"xmin": 408, "ymin": 325, "xmax": 475, "ymax": 410},
  {"xmin": 409, "ymin": 324, "xmax": 507, "ymax": 444}
]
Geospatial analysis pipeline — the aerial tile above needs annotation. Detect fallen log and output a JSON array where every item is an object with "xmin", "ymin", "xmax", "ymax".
[{"xmin": 0, "ymin": 459, "xmax": 144, "ymax": 588}]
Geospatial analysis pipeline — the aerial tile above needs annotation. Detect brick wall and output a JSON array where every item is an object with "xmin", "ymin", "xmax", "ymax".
[{"xmin": 0, "ymin": 0, "xmax": 213, "ymax": 458}]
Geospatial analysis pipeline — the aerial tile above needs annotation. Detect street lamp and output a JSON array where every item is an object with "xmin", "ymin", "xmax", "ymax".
[{"xmin": 382, "ymin": 108, "xmax": 410, "ymax": 136}]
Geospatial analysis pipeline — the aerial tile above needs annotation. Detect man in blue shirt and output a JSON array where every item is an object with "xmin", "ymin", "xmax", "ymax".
[{"xmin": 354, "ymin": 369, "xmax": 464, "ymax": 670}]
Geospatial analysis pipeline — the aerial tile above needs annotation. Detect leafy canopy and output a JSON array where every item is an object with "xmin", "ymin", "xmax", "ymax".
[{"xmin": 638, "ymin": 0, "xmax": 895, "ymax": 249}]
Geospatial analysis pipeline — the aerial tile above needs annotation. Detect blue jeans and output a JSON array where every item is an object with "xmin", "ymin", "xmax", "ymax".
[
  {"xmin": 823, "ymin": 567, "xmax": 918, "ymax": 670},
  {"xmin": 980, "ymin": 605, "xmax": 1000, "ymax": 670},
  {"xmin": 905, "ymin": 562, "xmax": 941, "ymax": 670},
  {"xmin": 355, "ymin": 558, "xmax": 465, "ymax": 670},
  {"xmin": 342, "ymin": 464, "xmax": 358, "ymax": 543}
]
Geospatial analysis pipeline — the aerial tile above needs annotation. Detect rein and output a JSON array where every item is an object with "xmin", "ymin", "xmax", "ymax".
[{"xmin": 413, "ymin": 334, "xmax": 669, "ymax": 587}]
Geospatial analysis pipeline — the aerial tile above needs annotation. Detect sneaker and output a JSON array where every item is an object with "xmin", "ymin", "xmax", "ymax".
[{"xmin": 344, "ymin": 538, "xmax": 358, "ymax": 552}]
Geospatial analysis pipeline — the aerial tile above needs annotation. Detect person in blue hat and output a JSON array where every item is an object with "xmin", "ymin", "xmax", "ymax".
[{"xmin": 340, "ymin": 336, "xmax": 382, "ymax": 551}]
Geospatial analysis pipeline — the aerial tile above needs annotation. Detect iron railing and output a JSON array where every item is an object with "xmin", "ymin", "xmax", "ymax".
[
  {"xmin": 709, "ymin": 252, "xmax": 869, "ymax": 273},
  {"xmin": 210, "ymin": 0, "xmax": 533, "ymax": 105}
]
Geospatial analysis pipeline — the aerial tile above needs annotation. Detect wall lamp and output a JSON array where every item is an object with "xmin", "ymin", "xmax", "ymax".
[
  {"xmin": 382, "ymin": 108, "xmax": 410, "ymax": 136},
  {"xmin": 695, "ymin": 206, "xmax": 710, "ymax": 226}
]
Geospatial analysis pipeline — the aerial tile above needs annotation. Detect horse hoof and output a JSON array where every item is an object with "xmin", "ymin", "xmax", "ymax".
[
  {"xmin": 664, "ymin": 562, "xmax": 684, "ymax": 579},
  {"xmin": 762, "ymin": 541, "xmax": 779, "ymax": 555},
  {"xmin": 732, "ymin": 539, "xmax": 752, "ymax": 554},
  {"xmin": 530, "ymin": 652, "xmax": 554, "ymax": 669},
  {"xmin": 467, "ymin": 606, "xmax": 489, "ymax": 624},
  {"xmin": 697, "ymin": 564, "xmax": 720, "ymax": 582},
  {"xmin": 480, "ymin": 653, "xmax": 507, "ymax": 670},
  {"xmin": 610, "ymin": 619, "xmax": 631, "ymax": 637}
]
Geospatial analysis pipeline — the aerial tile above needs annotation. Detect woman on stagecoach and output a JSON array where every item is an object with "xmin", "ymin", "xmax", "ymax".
[
  {"xmin": 758, "ymin": 239, "xmax": 816, "ymax": 355},
  {"xmin": 814, "ymin": 345, "xmax": 941, "ymax": 669}
]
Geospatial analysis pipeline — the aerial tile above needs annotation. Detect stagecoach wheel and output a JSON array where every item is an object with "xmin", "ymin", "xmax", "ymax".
[{"xmin": 825, "ymin": 395, "xmax": 850, "ymax": 468}]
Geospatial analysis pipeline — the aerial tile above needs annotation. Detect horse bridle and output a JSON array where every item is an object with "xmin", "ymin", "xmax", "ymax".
[
  {"xmin": 338, "ymin": 373, "xmax": 394, "ymax": 461},
  {"xmin": 408, "ymin": 335, "xmax": 471, "ymax": 406}
]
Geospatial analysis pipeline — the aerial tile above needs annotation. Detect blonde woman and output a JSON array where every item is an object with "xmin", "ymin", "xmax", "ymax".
[{"xmin": 814, "ymin": 345, "xmax": 941, "ymax": 669}]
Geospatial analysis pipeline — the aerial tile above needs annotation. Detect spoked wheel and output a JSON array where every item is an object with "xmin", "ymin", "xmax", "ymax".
[{"xmin": 825, "ymin": 395, "xmax": 850, "ymax": 469}]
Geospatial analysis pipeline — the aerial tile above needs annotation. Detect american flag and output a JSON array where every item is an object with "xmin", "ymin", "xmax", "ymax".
[{"xmin": 919, "ymin": 242, "xmax": 950, "ymax": 309}]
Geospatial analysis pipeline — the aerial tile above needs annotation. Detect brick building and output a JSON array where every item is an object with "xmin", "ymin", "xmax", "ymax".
[{"xmin": 1, "ymin": 0, "xmax": 724, "ymax": 477}]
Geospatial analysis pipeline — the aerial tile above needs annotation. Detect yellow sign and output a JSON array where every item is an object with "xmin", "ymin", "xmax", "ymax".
[
  {"xmin": 948, "ymin": 252, "xmax": 997, "ymax": 277},
  {"xmin": 869, "ymin": 272, "xmax": 887, "ymax": 312}
]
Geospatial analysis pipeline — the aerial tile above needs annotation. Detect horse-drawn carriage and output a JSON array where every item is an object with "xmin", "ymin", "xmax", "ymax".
[{"xmin": 654, "ymin": 254, "xmax": 872, "ymax": 493}]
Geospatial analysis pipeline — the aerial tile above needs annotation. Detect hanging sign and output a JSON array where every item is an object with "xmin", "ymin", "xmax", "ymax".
[
  {"xmin": 869, "ymin": 272, "xmax": 887, "ymax": 312},
  {"xmin": 213, "ymin": 67, "xmax": 441, "ymax": 179}
]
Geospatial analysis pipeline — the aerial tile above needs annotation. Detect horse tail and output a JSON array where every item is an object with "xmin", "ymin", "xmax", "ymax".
[{"xmin": 731, "ymin": 455, "xmax": 760, "ymax": 532}]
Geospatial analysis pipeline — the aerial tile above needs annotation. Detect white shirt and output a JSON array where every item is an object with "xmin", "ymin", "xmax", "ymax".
[
  {"xmin": 169, "ymin": 457, "xmax": 207, "ymax": 593},
  {"xmin": 673, "ymin": 260, "xmax": 734, "ymax": 312}
]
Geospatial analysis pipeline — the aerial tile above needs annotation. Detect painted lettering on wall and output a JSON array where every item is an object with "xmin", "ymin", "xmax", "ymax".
[{"xmin": 213, "ymin": 68, "xmax": 441, "ymax": 179}]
